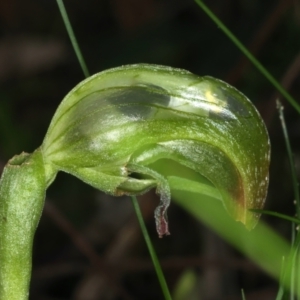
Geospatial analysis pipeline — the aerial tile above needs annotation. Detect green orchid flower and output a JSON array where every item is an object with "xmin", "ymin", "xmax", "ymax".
[{"xmin": 0, "ymin": 64, "xmax": 270, "ymax": 299}]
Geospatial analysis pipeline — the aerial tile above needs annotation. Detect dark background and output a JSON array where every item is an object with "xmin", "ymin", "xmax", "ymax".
[{"xmin": 0, "ymin": 0, "xmax": 300, "ymax": 299}]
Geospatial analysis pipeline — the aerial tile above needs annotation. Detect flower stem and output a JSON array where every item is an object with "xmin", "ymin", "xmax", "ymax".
[{"xmin": 131, "ymin": 196, "xmax": 172, "ymax": 300}]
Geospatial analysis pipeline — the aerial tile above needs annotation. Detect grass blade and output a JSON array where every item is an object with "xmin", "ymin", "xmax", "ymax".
[
  {"xmin": 241, "ymin": 289, "xmax": 246, "ymax": 300},
  {"xmin": 276, "ymin": 100, "xmax": 300, "ymax": 214},
  {"xmin": 194, "ymin": 0, "xmax": 300, "ymax": 114},
  {"xmin": 250, "ymin": 209, "xmax": 300, "ymax": 225},
  {"xmin": 276, "ymin": 100, "xmax": 300, "ymax": 299},
  {"xmin": 131, "ymin": 196, "xmax": 172, "ymax": 300},
  {"xmin": 56, "ymin": 0, "xmax": 90, "ymax": 78},
  {"xmin": 275, "ymin": 257, "xmax": 286, "ymax": 300}
]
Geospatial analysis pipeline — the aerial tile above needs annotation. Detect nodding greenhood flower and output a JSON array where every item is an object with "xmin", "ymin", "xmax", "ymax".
[
  {"xmin": 0, "ymin": 63, "xmax": 270, "ymax": 299},
  {"xmin": 41, "ymin": 63, "xmax": 270, "ymax": 237}
]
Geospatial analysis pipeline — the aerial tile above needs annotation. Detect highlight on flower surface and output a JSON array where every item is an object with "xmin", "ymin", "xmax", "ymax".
[{"xmin": 41, "ymin": 64, "xmax": 270, "ymax": 237}]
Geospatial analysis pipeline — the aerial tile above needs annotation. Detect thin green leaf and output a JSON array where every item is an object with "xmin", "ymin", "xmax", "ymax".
[
  {"xmin": 241, "ymin": 289, "xmax": 246, "ymax": 300},
  {"xmin": 56, "ymin": 0, "xmax": 90, "ymax": 78},
  {"xmin": 280, "ymin": 234, "xmax": 300, "ymax": 300},
  {"xmin": 276, "ymin": 100, "xmax": 300, "ymax": 299},
  {"xmin": 194, "ymin": 0, "xmax": 300, "ymax": 114},
  {"xmin": 275, "ymin": 257, "xmax": 286, "ymax": 300},
  {"xmin": 250, "ymin": 209, "xmax": 300, "ymax": 225},
  {"xmin": 276, "ymin": 100, "xmax": 300, "ymax": 216},
  {"xmin": 131, "ymin": 196, "xmax": 172, "ymax": 300}
]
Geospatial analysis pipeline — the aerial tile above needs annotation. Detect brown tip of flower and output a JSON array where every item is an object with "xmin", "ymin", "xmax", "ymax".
[{"xmin": 155, "ymin": 205, "xmax": 170, "ymax": 238}]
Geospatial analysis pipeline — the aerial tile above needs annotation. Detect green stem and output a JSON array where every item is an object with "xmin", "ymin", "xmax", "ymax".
[
  {"xmin": 241, "ymin": 289, "xmax": 246, "ymax": 300},
  {"xmin": 276, "ymin": 101, "xmax": 300, "ymax": 215},
  {"xmin": 56, "ymin": 0, "xmax": 90, "ymax": 78},
  {"xmin": 0, "ymin": 150, "xmax": 46, "ymax": 300},
  {"xmin": 275, "ymin": 257, "xmax": 286, "ymax": 300},
  {"xmin": 250, "ymin": 209, "xmax": 300, "ymax": 225},
  {"xmin": 194, "ymin": 0, "xmax": 300, "ymax": 114},
  {"xmin": 276, "ymin": 100, "xmax": 300, "ymax": 299},
  {"xmin": 131, "ymin": 196, "xmax": 172, "ymax": 300}
]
